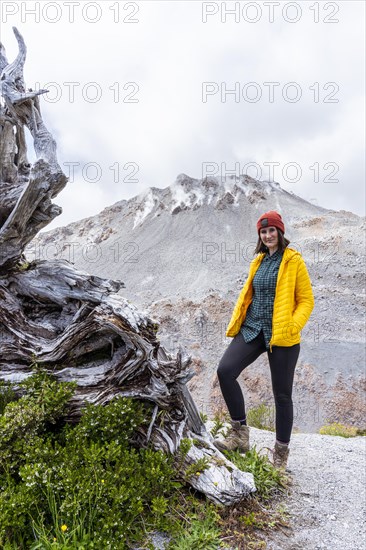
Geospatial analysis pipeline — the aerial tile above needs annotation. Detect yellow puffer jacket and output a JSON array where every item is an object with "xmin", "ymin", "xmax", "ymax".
[{"xmin": 226, "ymin": 247, "xmax": 315, "ymax": 352}]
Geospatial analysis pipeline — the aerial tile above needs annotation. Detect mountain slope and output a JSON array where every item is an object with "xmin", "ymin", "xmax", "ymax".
[
  {"xmin": 25, "ymin": 174, "xmax": 366, "ymax": 432},
  {"xmin": 26, "ymin": 173, "xmax": 351, "ymax": 303}
]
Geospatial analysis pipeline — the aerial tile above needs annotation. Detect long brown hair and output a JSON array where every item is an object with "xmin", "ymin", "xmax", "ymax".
[{"xmin": 254, "ymin": 228, "xmax": 290, "ymax": 255}]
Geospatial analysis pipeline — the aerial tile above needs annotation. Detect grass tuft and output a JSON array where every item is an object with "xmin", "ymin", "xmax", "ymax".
[
  {"xmin": 247, "ymin": 404, "xmax": 275, "ymax": 432},
  {"xmin": 318, "ymin": 422, "xmax": 361, "ymax": 437}
]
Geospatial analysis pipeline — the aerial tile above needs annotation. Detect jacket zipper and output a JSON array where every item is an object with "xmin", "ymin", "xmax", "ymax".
[{"xmin": 269, "ymin": 254, "xmax": 289, "ymax": 353}]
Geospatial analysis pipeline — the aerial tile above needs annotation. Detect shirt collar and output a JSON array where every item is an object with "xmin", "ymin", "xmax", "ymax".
[{"xmin": 265, "ymin": 248, "xmax": 282, "ymax": 260}]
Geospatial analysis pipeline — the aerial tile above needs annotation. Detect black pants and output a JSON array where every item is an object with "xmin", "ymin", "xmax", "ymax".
[{"xmin": 217, "ymin": 329, "xmax": 300, "ymax": 443}]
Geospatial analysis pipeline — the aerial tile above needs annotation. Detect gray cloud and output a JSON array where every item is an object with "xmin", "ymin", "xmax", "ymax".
[{"xmin": 1, "ymin": 0, "xmax": 364, "ymax": 230}]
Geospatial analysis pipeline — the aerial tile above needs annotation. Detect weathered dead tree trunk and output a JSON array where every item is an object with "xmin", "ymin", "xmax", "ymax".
[{"xmin": 0, "ymin": 27, "xmax": 256, "ymax": 505}]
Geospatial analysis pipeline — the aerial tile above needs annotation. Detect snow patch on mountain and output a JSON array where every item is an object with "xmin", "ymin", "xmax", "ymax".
[
  {"xmin": 170, "ymin": 178, "xmax": 206, "ymax": 213},
  {"xmin": 131, "ymin": 173, "xmax": 286, "ymax": 229},
  {"xmin": 133, "ymin": 188, "xmax": 158, "ymax": 229}
]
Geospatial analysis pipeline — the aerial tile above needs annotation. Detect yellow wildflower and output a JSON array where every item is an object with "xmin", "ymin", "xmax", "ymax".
[{"xmin": 61, "ymin": 524, "xmax": 68, "ymax": 532}]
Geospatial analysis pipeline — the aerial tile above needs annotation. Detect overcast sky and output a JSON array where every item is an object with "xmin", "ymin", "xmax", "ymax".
[{"xmin": 1, "ymin": 1, "xmax": 365, "ymax": 230}]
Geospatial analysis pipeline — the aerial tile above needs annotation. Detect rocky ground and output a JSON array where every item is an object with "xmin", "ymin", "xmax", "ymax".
[
  {"xmin": 247, "ymin": 428, "xmax": 366, "ymax": 550},
  {"xmin": 135, "ymin": 427, "xmax": 366, "ymax": 550}
]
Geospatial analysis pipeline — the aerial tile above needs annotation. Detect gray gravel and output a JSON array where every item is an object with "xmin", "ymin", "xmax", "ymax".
[{"xmin": 248, "ymin": 427, "xmax": 366, "ymax": 550}]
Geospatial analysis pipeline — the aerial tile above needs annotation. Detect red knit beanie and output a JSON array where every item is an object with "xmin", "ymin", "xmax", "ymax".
[{"xmin": 256, "ymin": 210, "xmax": 285, "ymax": 235}]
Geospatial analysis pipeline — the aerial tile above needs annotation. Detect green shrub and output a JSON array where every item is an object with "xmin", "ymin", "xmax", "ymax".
[
  {"xmin": 0, "ymin": 372, "xmax": 290, "ymax": 549},
  {"xmin": 318, "ymin": 422, "xmax": 358, "ymax": 437},
  {"xmin": 209, "ymin": 408, "xmax": 230, "ymax": 438},
  {"xmin": 247, "ymin": 404, "xmax": 275, "ymax": 432},
  {"xmin": 184, "ymin": 457, "xmax": 210, "ymax": 480},
  {"xmin": 0, "ymin": 381, "xmax": 17, "ymax": 415},
  {"xmin": 0, "ymin": 371, "xmax": 177, "ymax": 549},
  {"xmin": 0, "ymin": 370, "xmax": 76, "ymax": 476},
  {"xmin": 224, "ymin": 446, "xmax": 289, "ymax": 501}
]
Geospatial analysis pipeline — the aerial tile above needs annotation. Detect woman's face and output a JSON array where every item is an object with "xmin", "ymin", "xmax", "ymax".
[{"xmin": 259, "ymin": 226, "xmax": 279, "ymax": 250}]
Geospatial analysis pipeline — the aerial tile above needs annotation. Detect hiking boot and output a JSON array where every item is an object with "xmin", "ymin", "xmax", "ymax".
[
  {"xmin": 271, "ymin": 440, "xmax": 290, "ymax": 471},
  {"xmin": 213, "ymin": 420, "xmax": 250, "ymax": 453}
]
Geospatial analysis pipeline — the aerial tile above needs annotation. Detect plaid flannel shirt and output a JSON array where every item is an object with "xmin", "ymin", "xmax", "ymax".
[{"xmin": 240, "ymin": 248, "xmax": 284, "ymax": 350}]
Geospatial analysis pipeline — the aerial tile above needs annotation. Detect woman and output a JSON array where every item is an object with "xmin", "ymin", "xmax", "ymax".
[{"xmin": 215, "ymin": 210, "xmax": 314, "ymax": 471}]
